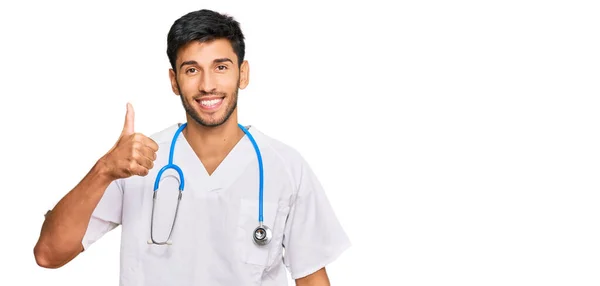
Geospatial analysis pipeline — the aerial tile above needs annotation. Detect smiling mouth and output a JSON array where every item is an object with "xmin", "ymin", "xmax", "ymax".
[{"xmin": 195, "ymin": 97, "xmax": 224, "ymax": 110}]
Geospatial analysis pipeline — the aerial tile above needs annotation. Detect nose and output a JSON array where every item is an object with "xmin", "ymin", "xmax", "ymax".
[{"xmin": 199, "ymin": 71, "xmax": 217, "ymax": 93}]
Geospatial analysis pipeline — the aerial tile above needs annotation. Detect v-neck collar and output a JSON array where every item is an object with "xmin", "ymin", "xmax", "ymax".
[{"xmin": 172, "ymin": 123, "xmax": 259, "ymax": 193}]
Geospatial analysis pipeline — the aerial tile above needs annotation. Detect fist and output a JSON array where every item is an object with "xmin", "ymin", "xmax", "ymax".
[{"xmin": 102, "ymin": 103, "xmax": 159, "ymax": 179}]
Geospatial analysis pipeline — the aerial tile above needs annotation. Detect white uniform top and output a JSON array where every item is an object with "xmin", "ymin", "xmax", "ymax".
[{"xmin": 82, "ymin": 123, "xmax": 351, "ymax": 286}]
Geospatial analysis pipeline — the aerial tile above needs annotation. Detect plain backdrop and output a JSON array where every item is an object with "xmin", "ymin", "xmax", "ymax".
[{"xmin": 1, "ymin": 0, "xmax": 599, "ymax": 285}]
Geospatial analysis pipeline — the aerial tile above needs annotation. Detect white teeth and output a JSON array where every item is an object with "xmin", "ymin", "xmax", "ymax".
[{"xmin": 200, "ymin": 99, "xmax": 222, "ymax": 107}]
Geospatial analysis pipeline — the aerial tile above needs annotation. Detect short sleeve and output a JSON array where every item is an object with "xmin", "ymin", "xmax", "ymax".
[
  {"xmin": 81, "ymin": 179, "xmax": 123, "ymax": 250},
  {"xmin": 282, "ymin": 159, "xmax": 351, "ymax": 279}
]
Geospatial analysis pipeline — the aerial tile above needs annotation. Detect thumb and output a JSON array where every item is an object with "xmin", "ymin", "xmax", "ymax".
[{"xmin": 122, "ymin": 102, "xmax": 135, "ymax": 136}]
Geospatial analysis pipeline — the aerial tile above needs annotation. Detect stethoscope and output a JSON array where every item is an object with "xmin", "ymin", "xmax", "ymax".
[{"xmin": 147, "ymin": 122, "xmax": 271, "ymax": 246}]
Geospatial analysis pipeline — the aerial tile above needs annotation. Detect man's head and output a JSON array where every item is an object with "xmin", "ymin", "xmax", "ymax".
[{"xmin": 167, "ymin": 9, "xmax": 249, "ymax": 127}]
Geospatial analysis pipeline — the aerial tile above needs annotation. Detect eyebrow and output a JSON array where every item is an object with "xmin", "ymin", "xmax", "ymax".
[
  {"xmin": 179, "ymin": 58, "xmax": 234, "ymax": 70},
  {"xmin": 214, "ymin": 58, "xmax": 234, "ymax": 64}
]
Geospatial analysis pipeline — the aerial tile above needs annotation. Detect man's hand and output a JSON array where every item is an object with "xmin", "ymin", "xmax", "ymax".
[{"xmin": 100, "ymin": 102, "xmax": 159, "ymax": 179}]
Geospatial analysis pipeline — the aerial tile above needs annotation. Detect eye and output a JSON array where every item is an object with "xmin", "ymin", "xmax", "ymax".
[
  {"xmin": 216, "ymin": 65, "xmax": 228, "ymax": 71},
  {"xmin": 186, "ymin": 67, "xmax": 197, "ymax": 74}
]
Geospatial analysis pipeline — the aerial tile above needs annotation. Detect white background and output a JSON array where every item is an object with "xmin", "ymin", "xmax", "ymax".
[{"xmin": 1, "ymin": 0, "xmax": 599, "ymax": 285}]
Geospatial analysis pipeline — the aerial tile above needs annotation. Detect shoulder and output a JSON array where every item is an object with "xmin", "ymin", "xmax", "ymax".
[
  {"xmin": 251, "ymin": 127, "xmax": 302, "ymax": 160},
  {"xmin": 249, "ymin": 126, "xmax": 312, "ymax": 190},
  {"xmin": 250, "ymin": 126, "xmax": 305, "ymax": 166}
]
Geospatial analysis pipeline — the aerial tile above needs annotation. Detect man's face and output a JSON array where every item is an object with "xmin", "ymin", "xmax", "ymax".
[{"xmin": 169, "ymin": 38, "xmax": 249, "ymax": 127}]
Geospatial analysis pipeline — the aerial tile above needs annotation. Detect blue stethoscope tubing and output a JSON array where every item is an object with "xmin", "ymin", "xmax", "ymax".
[{"xmin": 147, "ymin": 122, "xmax": 270, "ymax": 246}]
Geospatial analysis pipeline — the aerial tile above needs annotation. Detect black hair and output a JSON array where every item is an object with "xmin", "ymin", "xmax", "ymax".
[{"xmin": 167, "ymin": 9, "xmax": 245, "ymax": 72}]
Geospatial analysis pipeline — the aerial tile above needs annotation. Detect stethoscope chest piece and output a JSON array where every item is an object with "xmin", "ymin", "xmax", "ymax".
[{"xmin": 253, "ymin": 224, "xmax": 272, "ymax": 246}]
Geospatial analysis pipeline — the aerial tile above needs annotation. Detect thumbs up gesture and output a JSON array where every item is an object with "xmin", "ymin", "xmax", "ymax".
[{"xmin": 102, "ymin": 103, "xmax": 159, "ymax": 180}]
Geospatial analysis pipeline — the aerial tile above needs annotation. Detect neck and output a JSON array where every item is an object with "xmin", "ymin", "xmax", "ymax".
[
  {"xmin": 182, "ymin": 113, "xmax": 245, "ymax": 159},
  {"xmin": 182, "ymin": 114, "xmax": 244, "ymax": 159}
]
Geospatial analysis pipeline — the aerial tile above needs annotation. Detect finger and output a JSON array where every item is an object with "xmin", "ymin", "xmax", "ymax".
[
  {"xmin": 129, "ymin": 161, "xmax": 150, "ymax": 177},
  {"xmin": 133, "ymin": 165, "xmax": 150, "ymax": 176},
  {"xmin": 131, "ymin": 133, "xmax": 159, "ymax": 152},
  {"xmin": 141, "ymin": 136, "xmax": 159, "ymax": 152},
  {"xmin": 136, "ymin": 146, "xmax": 157, "ymax": 164},
  {"xmin": 134, "ymin": 151, "xmax": 155, "ymax": 170},
  {"xmin": 131, "ymin": 136, "xmax": 158, "ymax": 160},
  {"xmin": 121, "ymin": 102, "xmax": 135, "ymax": 136}
]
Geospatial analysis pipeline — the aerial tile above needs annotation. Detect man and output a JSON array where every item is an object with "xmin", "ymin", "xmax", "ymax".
[{"xmin": 33, "ymin": 9, "xmax": 350, "ymax": 286}]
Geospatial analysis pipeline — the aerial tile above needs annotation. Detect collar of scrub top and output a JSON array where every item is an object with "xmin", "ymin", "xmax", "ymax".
[{"xmin": 148, "ymin": 122, "xmax": 271, "ymax": 246}]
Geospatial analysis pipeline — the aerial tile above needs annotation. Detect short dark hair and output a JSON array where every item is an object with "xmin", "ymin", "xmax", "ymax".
[{"xmin": 167, "ymin": 9, "xmax": 246, "ymax": 71}]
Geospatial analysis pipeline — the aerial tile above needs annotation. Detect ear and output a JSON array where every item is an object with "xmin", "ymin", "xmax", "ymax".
[
  {"xmin": 238, "ymin": 60, "xmax": 250, "ymax": 90},
  {"xmin": 169, "ymin": 69, "xmax": 180, "ymax": 95}
]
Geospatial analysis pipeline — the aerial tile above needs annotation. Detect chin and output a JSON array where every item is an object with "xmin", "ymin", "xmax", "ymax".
[
  {"xmin": 191, "ymin": 110, "xmax": 234, "ymax": 127},
  {"xmin": 182, "ymin": 95, "xmax": 237, "ymax": 127}
]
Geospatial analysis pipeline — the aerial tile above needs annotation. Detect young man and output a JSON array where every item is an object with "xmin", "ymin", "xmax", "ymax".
[{"xmin": 33, "ymin": 9, "xmax": 350, "ymax": 286}]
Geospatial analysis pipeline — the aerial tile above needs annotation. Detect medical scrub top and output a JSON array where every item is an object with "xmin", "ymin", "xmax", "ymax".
[{"xmin": 82, "ymin": 123, "xmax": 351, "ymax": 286}]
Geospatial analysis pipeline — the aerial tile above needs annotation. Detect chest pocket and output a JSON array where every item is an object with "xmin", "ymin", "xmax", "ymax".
[{"xmin": 236, "ymin": 198, "xmax": 288, "ymax": 266}]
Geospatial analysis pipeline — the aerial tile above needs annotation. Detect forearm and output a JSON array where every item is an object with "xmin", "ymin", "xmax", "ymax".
[
  {"xmin": 34, "ymin": 159, "xmax": 114, "ymax": 268},
  {"xmin": 295, "ymin": 267, "xmax": 330, "ymax": 286}
]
